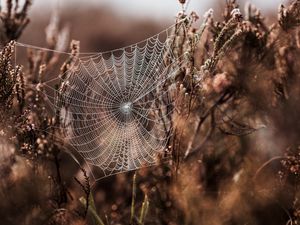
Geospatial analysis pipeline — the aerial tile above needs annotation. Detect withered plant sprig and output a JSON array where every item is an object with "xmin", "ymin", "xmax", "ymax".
[
  {"xmin": 0, "ymin": 0, "xmax": 31, "ymax": 44},
  {"xmin": 279, "ymin": 0, "xmax": 300, "ymax": 31}
]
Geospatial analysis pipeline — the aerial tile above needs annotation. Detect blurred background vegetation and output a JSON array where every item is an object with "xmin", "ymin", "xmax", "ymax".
[{"xmin": 0, "ymin": 0, "xmax": 300, "ymax": 225}]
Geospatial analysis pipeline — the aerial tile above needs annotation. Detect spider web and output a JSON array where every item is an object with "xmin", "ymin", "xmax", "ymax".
[{"xmin": 16, "ymin": 20, "xmax": 186, "ymax": 179}]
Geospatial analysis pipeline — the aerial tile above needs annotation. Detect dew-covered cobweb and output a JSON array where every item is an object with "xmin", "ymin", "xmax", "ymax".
[{"xmin": 16, "ymin": 20, "xmax": 186, "ymax": 179}]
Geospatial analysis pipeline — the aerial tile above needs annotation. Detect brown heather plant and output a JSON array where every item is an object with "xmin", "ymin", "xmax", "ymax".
[{"xmin": 0, "ymin": 0, "xmax": 300, "ymax": 224}]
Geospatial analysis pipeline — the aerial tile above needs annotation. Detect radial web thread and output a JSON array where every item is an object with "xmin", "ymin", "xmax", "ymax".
[{"xmin": 17, "ymin": 20, "xmax": 187, "ymax": 179}]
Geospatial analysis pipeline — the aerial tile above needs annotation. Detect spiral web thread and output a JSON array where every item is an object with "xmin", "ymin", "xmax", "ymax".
[{"xmin": 17, "ymin": 20, "xmax": 186, "ymax": 179}]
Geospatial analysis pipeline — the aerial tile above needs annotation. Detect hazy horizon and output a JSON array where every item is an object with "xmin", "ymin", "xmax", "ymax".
[{"xmin": 27, "ymin": 0, "xmax": 287, "ymax": 21}]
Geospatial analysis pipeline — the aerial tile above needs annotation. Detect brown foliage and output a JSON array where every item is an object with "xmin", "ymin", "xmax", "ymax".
[{"xmin": 0, "ymin": 0, "xmax": 300, "ymax": 224}]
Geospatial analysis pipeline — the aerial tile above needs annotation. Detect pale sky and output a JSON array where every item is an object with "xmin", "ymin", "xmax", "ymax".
[{"xmin": 27, "ymin": 0, "xmax": 286, "ymax": 21}]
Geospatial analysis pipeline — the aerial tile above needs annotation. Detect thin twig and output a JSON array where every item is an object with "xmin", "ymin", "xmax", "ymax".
[{"xmin": 254, "ymin": 156, "xmax": 287, "ymax": 180}]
